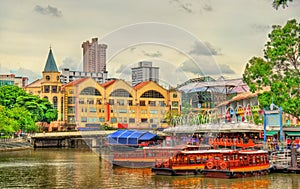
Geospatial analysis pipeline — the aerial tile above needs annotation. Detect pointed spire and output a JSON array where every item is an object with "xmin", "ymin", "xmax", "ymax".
[{"xmin": 44, "ymin": 48, "xmax": 58, "ymax": 72}]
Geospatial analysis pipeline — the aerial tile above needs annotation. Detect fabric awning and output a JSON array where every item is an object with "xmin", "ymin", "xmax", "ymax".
[
  {"xmin": 107, "ymin": 130, "xmax": 157, "ymax": 145},
  {"xmin": 285, "ymin": 131, "xmax": 300, "ymax": 136},
  {"xmin": 139, "ymin": 132, "xmax": 157, "ymax": 140},
  {"xmin": 266, "ymin": 130, "xmax": 278, "ymax": 136}
]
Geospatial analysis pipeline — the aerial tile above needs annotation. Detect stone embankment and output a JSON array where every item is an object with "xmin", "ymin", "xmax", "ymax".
[{"xmin": 0, "ymin": 139, "xmax": 33, "ymax": 152}]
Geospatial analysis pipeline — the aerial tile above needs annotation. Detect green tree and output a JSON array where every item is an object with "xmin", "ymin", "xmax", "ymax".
[
  {"xmin": 15, "ymin": 96, "xmax": 57, "ymax": 123},
  {"xmin": 7, "ymin": 107, "xmax": 37, "ymax": 133},
  {"xmin": 0, "ymin": 85, "xmax": 28, "ymax": 109},
  {"xmin": 273, "ymin": 0, "xmax": 293, "ymax": 9},
  {"xmin": 0, "ymin": 106, "xmax": 18, "ymax": 135},
  {"xmin": 243, "ymin": 19, "xmax": 300, "ymax": 121}
]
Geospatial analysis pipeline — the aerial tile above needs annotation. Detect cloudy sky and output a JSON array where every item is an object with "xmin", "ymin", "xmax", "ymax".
[{"xmin": 0, "ymin": 0, "xmax": 299, "ymax": 86}]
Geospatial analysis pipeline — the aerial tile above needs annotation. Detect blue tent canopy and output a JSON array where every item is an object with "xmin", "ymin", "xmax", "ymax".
[
  {"xmin": 107, "ymin": 130, "xmax": 157, "ymax": 145},
  {"xmin": 139, "ymin": 132, "xmax": 157, "ymax": 141}
]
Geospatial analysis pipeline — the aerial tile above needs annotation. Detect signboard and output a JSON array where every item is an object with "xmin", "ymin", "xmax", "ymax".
[{"xmin": 265, "ymin": 113, "xmax": 281, "ymax": 127}]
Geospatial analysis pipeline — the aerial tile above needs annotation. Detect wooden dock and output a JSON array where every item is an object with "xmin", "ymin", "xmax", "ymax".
[{"xmin": 270, "ymin": 148, "xmax": 300, "ymax": 173}]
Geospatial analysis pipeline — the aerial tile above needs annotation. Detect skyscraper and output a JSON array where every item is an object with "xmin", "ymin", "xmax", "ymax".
[
  {"xmin": 131, "ymin": 61, "xmax": 159, "ymax": 86},
  {"xmin": 82, "ymin": 38, "xmax": 107, "ymax": 73}
]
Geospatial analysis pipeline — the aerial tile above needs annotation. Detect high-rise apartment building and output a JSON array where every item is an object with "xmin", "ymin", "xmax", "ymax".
[
  {"xmin": 82, "ymin": 38, "xmax": 107, "ymax": 73},
  {"xmin": 131, "ymin": 61, "xmax": 159, "ymax": 86}
]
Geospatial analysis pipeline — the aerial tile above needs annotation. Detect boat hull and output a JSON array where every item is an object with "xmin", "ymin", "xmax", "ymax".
[
  {"xmin": 200, "ymin": 168, "xmax": 270, "ymax": 178},
  {"xmin": 152, "ymin": 164, "xmax": 271, "ymax": 178}
]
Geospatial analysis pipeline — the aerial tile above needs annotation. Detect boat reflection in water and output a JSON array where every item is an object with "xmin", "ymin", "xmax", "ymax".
[
  {"xmin": 113, "ymin": 166, "xmax": 277, "ymax": 189},
  {"xmin": 152, "ymin": 175, "xmax": 271, "ymax": 189},
  {"xmin": 110, "ymin": 145, "xmax": 210, "ymax": 168}
]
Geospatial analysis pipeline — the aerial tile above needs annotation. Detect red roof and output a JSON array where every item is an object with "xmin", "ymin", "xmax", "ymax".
[
  {"xmin": 134, "ymin": 81, "xmax": 150, "ymax": 90},
  {"xmin": 62, "ymin": 78, "xmax": 88, "ymax": 90},
  {"xmin": 101, "ymin": 80, "xmax": 116, "ymax": 88}
]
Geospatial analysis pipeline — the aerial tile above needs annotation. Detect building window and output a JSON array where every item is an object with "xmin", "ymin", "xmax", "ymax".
[
  {"xmin": 140, "ymin": 100, "xmax": 146, "ymax": 106},
  {"xmin": 124, "ymin": 117, "xmax": 127, "ymax": 123},
  {"xmin": 109, "ymin": 99, "xmax": 114, "ymax": 105},
  {"xmin": 80, "ymin": 87, "xmax": 101, "ymax": 96},
  {"xmin": 68, "ymin": 97, "xmax": 75, "ymax": 104},
  {"xmin": 44, "ymin": 85, "xmax": 50, "ymax": 93},
  {"xmin": 172, "ymin": 101, "xmax": 178, "ymax": 107},
  {"xmin": 45, "ymin": 75, "xmax": 50, "ymax": 81},
  {"xmin": 68, "ymin": 116, "xmax": 75, "ymax": 123},
  {"xmin": 89, "ymin": 117, "xmax": 93, "ymax": 123},
  {"xmin": 150, "ymin": 110, "xmax": 158, "ymax": 114},
  {"xmin": 128, "ymin": 100, "xmax": 133, "ymax": 106},
  {"xmin": 87, "ymin": 99, "xmax": 94, "ymax": 104},
  {"xmin": 89, "ymin": 107, "xmax": 97, "ymax": 112},
  {"xmin": 99, "ymin": 109, "xmax": 105, "ymax": 113},
  {"xmin": 79, "ymin": 98, "xmax": 85, "ymax": 104},
  {"xmin": 81, "ymin": 117, "xmax": 87, "ymax": 122},
  {"xmin": 53, "ymin": 96, "xmax": 58, "ymax": 109},
  {"xmin": 141, "ymin": 110, "xmax": 147, "ymax": 114},
  {"xmin": 117, "ymin": 99, "xmax": 125, "ymax": 106},
  {"xmin": 110, "ymin": 89, "xmax": 132, "ymax": 97},
  {"xmin": 111, "ymin": 117, "xmax": 117, "ymax": 123},
  {"xmin": 43, "ymin": 96, "xmax": 48, "ymax": 100},
  {"xmin": 159, "ymin": 101, "xmax": 166, "ymax": 107},
  {"xmin": 99, "ymin": 117, "xmax": 105, "ymax": 122},
  {"xmin": 140, "ymin": 90, "xmax": 164, "ymax": 98},
  {"xmin": 173, "ymin": 93, "xmax": 178, "ymax": 98},
  {"xmin": 149, "ymin": 101, "xmax": 156, "ymax": 106},
  {"xmin": 96, "ymin": 99, "xmax": 102, "ymax": 105},
  {"xmin": 119, "ymin": 109, "xmax": 127, "ymax": 113},
  {"xmin": 141, "ymin": 118, "xmax": 148, "ymax": 123},
  {"xmin": 67, "ymin": 106, "xmax": 75, "ymax": 114},
  {"xmin": 129, "ymin": 118, "xmax": 135, "ymax": 123},
  {"xmin": 52, "ymin": 86, "xmax": 57, "ymax": 93},
  {"xmin": 69, "ymin": 90, "xmax": 74, "ymax": 94}
]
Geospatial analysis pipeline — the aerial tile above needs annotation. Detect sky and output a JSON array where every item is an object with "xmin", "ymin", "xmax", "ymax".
[{"xmin": 0, "ymin": 0, "xmax": 299, "ymax": 87}]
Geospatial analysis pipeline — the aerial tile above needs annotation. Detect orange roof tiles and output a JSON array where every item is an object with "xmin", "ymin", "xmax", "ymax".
[
  {"xmin": 101, "ymin": 80, "xmax": 116, "ymax": 88},
  {"xmin": 62, "ymin": 78, "xmax": 88, "ymax": 89},
  {"xmin": 134, "ymin": 81, "xmax": 150, "ymax": 90}
]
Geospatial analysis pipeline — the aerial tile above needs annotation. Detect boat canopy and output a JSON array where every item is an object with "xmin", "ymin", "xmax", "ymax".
[{"xmin": 107, "ymin": 130, "xmax": 157, "ymax": 145}]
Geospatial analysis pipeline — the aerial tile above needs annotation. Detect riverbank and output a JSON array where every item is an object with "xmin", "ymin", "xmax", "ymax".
[{"xmin": 0, "ymin": 139, "xmax": 33, "ymax": 152}]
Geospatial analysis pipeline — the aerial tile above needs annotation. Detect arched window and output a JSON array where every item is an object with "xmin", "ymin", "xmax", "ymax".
[
  {"xmin": 110, "ymin": 89, "xmax": 132, "ymax": 97},
  {"xmin": 43, "ymin": 96, "xmax": 48, "ymax": 100},
  {"xmin": 53, "ymin": 96, "xmax": 58, "ymax": 109},
  {"xmin": 80, "ymin": 87, "xmax": 101, "ymax": 96},
  {"xmin": 140, "ymin": 90, "xmax": 164, "ymax": 98}
]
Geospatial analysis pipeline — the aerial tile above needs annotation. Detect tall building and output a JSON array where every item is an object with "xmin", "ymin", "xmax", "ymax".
[
  {"xmin": 131, "ymin": 61, "xmax": 159, "ymax": 86},
  {"xmin": 82, "ymin": 38, "xmax": 107, "ymax": 73}
]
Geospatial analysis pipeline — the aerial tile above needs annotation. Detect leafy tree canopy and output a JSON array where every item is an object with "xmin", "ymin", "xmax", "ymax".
[
  {"xmin": 243, "ymin": 19, "xmax": 300, "ymax": 121},
  {"xmin": 0, "ymin": 85, "xmax": 58, "ymax": 134},
  {"xmin": 273, "ymin": 0, "xmax": 293, "ymax": 9}
]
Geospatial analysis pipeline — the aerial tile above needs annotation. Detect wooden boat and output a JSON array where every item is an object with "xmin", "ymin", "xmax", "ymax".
[
  {"xmin": 111, "ymin": 144, "xmax": 210, "ymax": 168},
  {"xmin": 152, "ymin": 149, "xmax": 271, "ymax": 178}
]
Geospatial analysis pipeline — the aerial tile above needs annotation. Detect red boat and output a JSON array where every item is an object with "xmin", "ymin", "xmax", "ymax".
[
  {"xmin": 152, "ymin": 149, "xmax": 271, "ymax": 178},
  {"xmin": 111, "ymin": 145, "xmax": 210, "ymax": 168}
]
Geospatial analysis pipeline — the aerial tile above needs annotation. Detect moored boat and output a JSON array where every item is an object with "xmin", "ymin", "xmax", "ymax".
[{"xmin": 152, "ymin": 149, "xmax": 271, "ymax": 178}]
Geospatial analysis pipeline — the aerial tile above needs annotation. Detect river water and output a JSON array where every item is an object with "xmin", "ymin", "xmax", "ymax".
[{"xmin": 0, "ymin": 149, "xmax": 299, "ymax": 189}]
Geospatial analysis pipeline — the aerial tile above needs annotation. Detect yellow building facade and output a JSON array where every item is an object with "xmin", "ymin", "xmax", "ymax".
[{"xmin": 25, "ymin": 49, "xmax": 181, "ymax": 131}]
